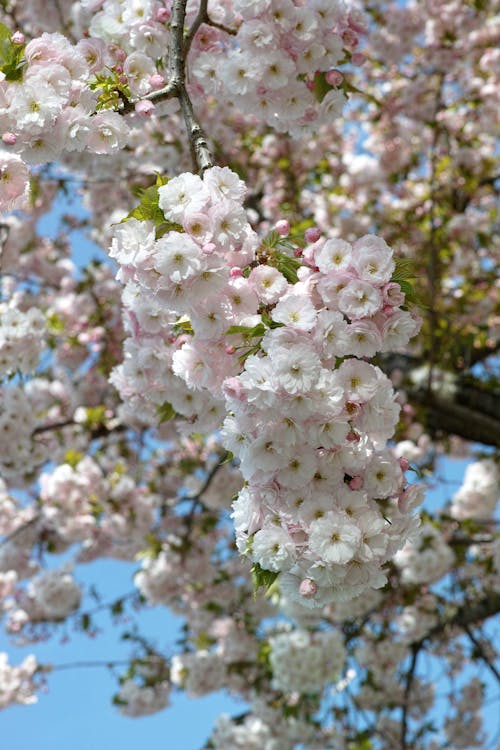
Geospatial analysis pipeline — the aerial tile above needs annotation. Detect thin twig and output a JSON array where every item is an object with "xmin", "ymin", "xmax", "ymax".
[
  {"xmin": 401, "ymin": 643, "xmax": 420, "ymax": 750},
  {"xmin": 0, "ymin": 515, "xmax": 39, "ymax": 548},
  {"xmin": 48, "ymin": 659, "xmax": 130, "ymax": 672},
  {"xmin": 463, "ymin": 624, "xmax": 500, "ymax": 684}
]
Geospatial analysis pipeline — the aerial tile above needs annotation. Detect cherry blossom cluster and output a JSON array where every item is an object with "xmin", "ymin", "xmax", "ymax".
[
  {"xmin": 0, "ymin": 652, "xmax": 39, "ymax": 709},
  {"xmin": 109, "ymin": 166, "xmax": 259, "ymax": 429},
  {"xmin": 450, "ymin": 458, "xmax": 499, "ymax": 521},
  {"xmin": 191, "ymin": 0, "xmax": 365, "ymax": 137},
  {"xmin": 38, "ymin": 455, "xmax": 159, "ymax": 561},
  {"xmin": 108, "ymin": 165, "xmax": 423, "ymax": 610},
  {"xmin": 394, "ymin": 523, "xmax": 455, "ymax": 585},
  {"xmin": 0, "ymin": 384, "xmax": 51, "ymax": 485},
  {"xmin": 115, "ymin": 678, "xmax": 170, "ymax": 718},
  {"xmin": 6, "ymin": 565, "xmax": 81, "ymax": 631},
  {"xmin": 0, "ymin": 30, "xmax": 129, "ymax": 168},
  {"xmin": 268, "ymin": 627, "xmax": 346, "ymax": 694},
  {"xmin": 0, "ymin": 303, "xmax": 46, "ymax": 377},
  {"xmin": 224, "ymin": 240, "xmax": 422, "ymax": 607}
]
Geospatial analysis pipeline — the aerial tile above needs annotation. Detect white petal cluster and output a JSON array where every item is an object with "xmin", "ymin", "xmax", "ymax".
[
  {"xmin": 170, "ymin": 650, "xmax": 226, "ymax": 697},
  {"xmin": 110, "ymin": 168, "xmax": 423, "ymax": 609},
  {"xmin": 450, "ymin": 459, "xmax": 499, "ymax": 520},
  {"xmin": 0, "ymin": 385, "xmax": 50, "ymax": 485},
  {"xmin": 0, "ymin": 653, "xmax": 39, "ymax": 709},
  {"xmin": 268, "ymin": 628, "xmax": 346, "ymax": 694},
  {"xmin": 18, "ymin": 565, "xmax": 81, "ymax": 622},
  {"xmin": 394, "ymin": 524, "xmax": 454, "ymax": 584},
  {"xmin": 192, "ymin": 0, "xmax": 357, "ymax": 137},
  {"xmin": 115, "ymin": 679, "xmax": 170, "ymax": 718},
  {"xmin": 39, "ymin": 455, "xmax": 158, "ymax": 557},
  {"xmin": 0, "ymin": 305, "xmax": 46, "ymax": 377}
]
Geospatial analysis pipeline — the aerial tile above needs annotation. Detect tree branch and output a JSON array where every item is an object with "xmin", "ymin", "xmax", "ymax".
[
  {"xmin": 401, "ymin": 644, "xmax": 421, "ymax": 750},
  {"xmin": 462, "ymin": 624, "xmax": 500, "ymax": 684}
]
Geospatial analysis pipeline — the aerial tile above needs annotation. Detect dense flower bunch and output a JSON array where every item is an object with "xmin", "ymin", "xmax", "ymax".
[
  {"xmin": 6, "ymin": 565, "xmax": 81, "ymax": 629},
  {"xmin": 0, "ymin": 652, "xmax": 39, "ymax": 709},
  {"xmin": 191, "ymin": 0, "xmax": 364, "ymax": 137},
  {"xmin": 38, "ymin": 455, "xmax": 159, "ymax": 561},
  {"xmin": 268, "ymin": 627, "xmax": 346, "ymax": 694},
  {"xmin": 0, "ymin": 384, "xmax": 51, "ymax": 485},
  {"xmin": 0, "ymin": 1, "xmax": 498, "ymax": 747},
  {"xmin": 110, "ymin": 165, "xmax": 422, "ymax": 607},
  {"xmin": 0, "ymin": 30, "xmax": 129, "ymax": 165},
  {"xmin": 450, "ymin": 459, "xmax": 499, "ymax": 521},
  {"xmin": 0, "ymin": 303, "xmax": 46, "ymax": 376}
]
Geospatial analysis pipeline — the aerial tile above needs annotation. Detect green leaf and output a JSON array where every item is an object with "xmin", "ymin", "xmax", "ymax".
[
  {"xmin": 396, "ymin": 278, "xmax": 426, "ymax": 307},
  {"xmin": 261, "ymin": 229, "xmax": 281, "ymax": 250},
  {"xmin": 64, "ymin": 450, "xmax": 82, "ymax": 468},
  {"xmin": 80, "ymin": 613, "xmax": 91, "ymax": 631},
  {"xmin": 312, "ymin": 71, "xmax": 332, "ymax": 103},
  {"xmin": 122, "ymin": 180, "xmax": 182, "ymax": 232},
  {"xmin": 251, "ymin": 562, "xmax": 279, "ymax": 597},
  {"xmin": 393, "ymin": 257, "xmax": 418, "ymax": 280},
  {"xmin": 0, "ymin": 22, "xmax": 26, "ymax": 81},
  {"xmin": 156, "ymin": 401, "xmax": 176, "ymax": 424},
  {"xmin": 272, "ymin": 251, "xmax": 301, "ymax": 284},
  {"xmin": 226, "ymin": 323, "xmax": 266, "ymax": 337}
]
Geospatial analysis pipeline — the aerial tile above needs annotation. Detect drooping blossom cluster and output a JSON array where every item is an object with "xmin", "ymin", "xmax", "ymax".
[
  {"xmin": 268, "ymin": 627, "xmax": 346, "ymax": 694},
  {"xmin": 115, "ymin": 679, "xmax": 171, "ymax": 718},
  {"xmin": 38, "ymin": 455, "xmax": 160, "ymax": 561},
  {"xmin": 109, "ymin": 165, "xmax": 423, "ymax": 608},
  {"xmin": 0, "ymin": 304, "xmax": 46, "ymax": 376},
  {"xmin": 450, "ymin": 458, "xmax": 499, "ymax": 520},
  {"xmin": 394, "ymin": 523, "xmax": 455, "ymax": 585},
  {"xmin": 0, "ymin": 652, "xmax": 39, "ymax": 709},
  {"xmin": 6, "ymin": 565, "xmax": 81, "ymax": 630},
  {"xmin": 0, "ymin": 385, "xmax": 51, "ymax": 485}
]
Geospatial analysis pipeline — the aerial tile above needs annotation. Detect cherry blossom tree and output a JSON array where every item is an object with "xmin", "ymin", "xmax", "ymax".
[{"xmin": 0, "ymin": 1, "xmax": 499, "ymax": 748}]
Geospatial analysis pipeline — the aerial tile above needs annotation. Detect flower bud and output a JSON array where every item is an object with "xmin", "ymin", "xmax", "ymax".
[
  {"xmin": 325, "ymin": 70, "xmax": 343, "ymax": 87},
  {"xmin": 275, "ymin": 219, "xmax": 290, "ymax": 236},
  {"xmin": 304, "ymin": 226, "xmax": 321, "ymax": 243},
  {"xmin": 135, "ymin": 100, "xmax": 155, "ymax": 116}
]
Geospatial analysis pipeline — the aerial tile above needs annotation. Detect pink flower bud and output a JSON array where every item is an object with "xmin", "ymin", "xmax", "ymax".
[
  {"xmin": 399, "ymin": 457, "xmax": 410, "ymax": 472},
  {"xmin": 294, "ymin": 248, "xmax": 303, "ymax": 257},
  {"xmin": 230, "ymin": 267, "xmax": 243, "ymax": 277},
  {"xmin": 156, "ymin": 8, "xmax": 170, "ymax": 23},
  {"xmin": 119, "ymin": 75, "xmax": 127, "ymax": 85},
  {"xmin": 342, "ymin": 29, "xmax": 359, "ymax": 47},
  {"xmin": 346, "ymin": 431, "xmax": 360, "ymax": 442},
  {"xmin": 225, "ymin": 345, "xmax": 235, "ymax": 355},
  {"xmin": 202, "ymin": 242, "xmax": 216, "ymax": 254},
  {"xmin": 325, "ymin": 69, "xmax": 343, "ymax": 87},
  {"xmin": 11, "ymin": 31, "xmax": 25, "ymax": 44},
  {"xmin": 351, "ymin": 53, "xmax": 366, "ymax": 66},
  {"xmin": 134, "ymin": 100, "xmax": 155, "ymax": 116},
  {"xmin": 115, "ymin": 65, "xmax": 123, "ymax": 74},
  {"xmin": 299, "ymin": 578, "xmax": 318, "ymax": 598},
  {"xmin": 349, "ymin": 476, "xmax": 364, "ymax": 490},
  {"xmin": 304, "ymin": 226, "xmax": 321, "ymax": 243},
  {"xmin": 275, "ymin": 219, "xmax": 290, "ymax": 236},
  {"xmin": 150, "ymin": 74, "xmax": 165, "ymax": 89},
  {"xmin": 2, "ymin": 132, "xmax": 17, "ymax": 145},
  {"xmin": 114, "ymin": 48, "xmax": 127, "ymax": 62},
  {"xmin": 382, "ymin": 305, "xmax": 395, "ymax": 316},
  {"xmin": 383, "ymin": 282, "xmax": 405, "ymax": 306}
]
